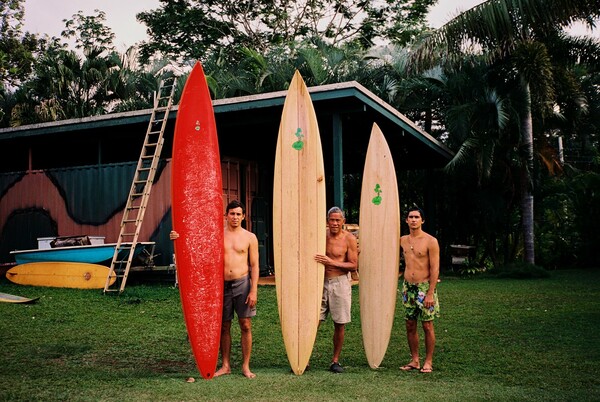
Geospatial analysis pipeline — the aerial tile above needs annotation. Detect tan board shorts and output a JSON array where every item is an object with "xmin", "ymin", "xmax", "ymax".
[{"xmin": 320, "ymin": 273, "xmax": 352, "ymax": 324}]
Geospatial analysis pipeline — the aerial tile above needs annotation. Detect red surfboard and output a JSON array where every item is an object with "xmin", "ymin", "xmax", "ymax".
[{"xmin": 171, "ymin": 61, "xmax": 223, "ymax": 380}]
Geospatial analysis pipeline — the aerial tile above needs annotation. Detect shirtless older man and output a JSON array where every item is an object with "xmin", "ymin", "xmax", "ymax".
[
  {"xmin": 314, "ymin": 206, "xmax": 358, "ymax": 374},
  {"xmin": 171, "ymin": 200, "xmax": 259, "ymax": 378},
  {"xmin": 399, "ymin": 206, "xmax": 440, "ymax": 374}
]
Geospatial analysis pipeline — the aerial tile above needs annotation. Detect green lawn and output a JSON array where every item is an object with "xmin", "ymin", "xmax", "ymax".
[{"xmin": 1, "ymin": 269, "xmax": 599, "ymax": 401}]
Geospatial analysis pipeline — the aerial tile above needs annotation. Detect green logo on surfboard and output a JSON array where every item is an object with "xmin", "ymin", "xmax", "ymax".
[
  {"xmin": 292, "ymin": 128, "xmax": 304, "ymax": 150},
  {"xmin": 372, "ymin": 184, "xmax": 382, "ymax": 205}
]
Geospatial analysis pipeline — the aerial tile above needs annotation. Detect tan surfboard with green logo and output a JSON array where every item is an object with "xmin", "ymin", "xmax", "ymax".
[
  {"xmin": 359, "ymin": 123, "xmax": 400, "ymax": 368},
  {"xmin": 273, "ymin": 70, "xmax": 326, "ymax": 375}
]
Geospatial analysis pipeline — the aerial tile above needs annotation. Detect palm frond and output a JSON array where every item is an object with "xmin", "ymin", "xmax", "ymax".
[{"xmin": 410, "ymin": 0, "xmax": 600, "ymax": 73}]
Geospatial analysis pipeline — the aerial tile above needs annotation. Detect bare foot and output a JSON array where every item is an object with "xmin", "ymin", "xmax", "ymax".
[
  {"xmin": 214, "ymin": 366, "xmax": 231, "ymax": 377},
  {"xmin": 242, "ymin": 369, "xmax": 256, "ymax": 379}
]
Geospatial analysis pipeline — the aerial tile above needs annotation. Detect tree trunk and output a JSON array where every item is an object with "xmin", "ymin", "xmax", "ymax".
[{"xmin": 520, "ymin": 81, "xmax": 535, "ymax": 264}]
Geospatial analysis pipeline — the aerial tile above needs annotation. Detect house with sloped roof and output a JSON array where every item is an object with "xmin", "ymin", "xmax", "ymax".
[{"xmin": 0, "ymin": 80, "xmax": 452, "ymax": 276}]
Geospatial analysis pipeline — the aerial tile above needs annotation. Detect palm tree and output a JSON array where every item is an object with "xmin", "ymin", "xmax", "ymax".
[
  {"xmin": 18, "ymin": 44, "xmax": 117, "ymax": 120},
  {"xmin": 409, "ymin": 0, "xmax": 600, "ymax": 264},
  {"xmin": 109, "ymin": 46, "xmax": 181, "ymax": 113},
  {"xmin": 202, "ymin": 40, "xmax": 370, "ymax": 99}
]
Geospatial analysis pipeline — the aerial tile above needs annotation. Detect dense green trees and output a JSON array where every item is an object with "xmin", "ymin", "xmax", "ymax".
[
  {"xmin": 137, "ymin": 0, "xmax": 436, "ymax": 63},
  {"xmin": 0, "ymin": 0, "xmax": 38, "ymax": 87},
  {"xmin": 408, "ymin": 0, "xmax": 600, "ymax": 265},
  {"xmin": 0, "ymin": 0, "xmax": 39, "ymax": 123},
  {"xmin": 3, "ymin": 10, "xmax": 174, "ymax": 126}
]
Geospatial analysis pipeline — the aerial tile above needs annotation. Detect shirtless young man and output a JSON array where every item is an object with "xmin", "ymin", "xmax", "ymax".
[
  {"xmin": 314, "ymin": 207, "xmax": 358, "ymax": 374},
  {"xmin": 170, "ymin": 200, "xmax": 259, "ymax": 378},
  {"xmin": 399, "ymin": 207, "xmax": 440, "ymax": 374}
]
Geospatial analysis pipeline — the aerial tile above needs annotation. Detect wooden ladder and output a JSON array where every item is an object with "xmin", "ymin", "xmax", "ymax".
[{"xmin": 104, "ymin": 76, "xmax": 177, "ymax": 293}]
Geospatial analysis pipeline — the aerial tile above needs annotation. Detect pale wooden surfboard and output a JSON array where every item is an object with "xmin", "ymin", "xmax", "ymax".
[
  {"xmin": 358, "ymin": 123, "xmax": 400, "ymax": 368},
  {"xmin": 273, "ymin": 71, "xmax": 326, "ymax": 375}
]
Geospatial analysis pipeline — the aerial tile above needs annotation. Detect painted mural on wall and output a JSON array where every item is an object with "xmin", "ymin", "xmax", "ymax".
[
  {"xmin": 0, "ymin": 162, "xmax": 172, "ymax": 265},
  {"xmin": 0, "ymin": 158, "xmax": 263, "ymax": 270}
]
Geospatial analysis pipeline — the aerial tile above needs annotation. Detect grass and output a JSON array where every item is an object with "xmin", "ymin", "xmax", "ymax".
[{"xmin": 1, "ymin": 269, "xmax": 599, "ymax": 401}]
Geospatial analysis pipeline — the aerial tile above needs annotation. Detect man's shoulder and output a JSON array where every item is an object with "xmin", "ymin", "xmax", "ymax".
[
  {"xmin": 424, "ymin": 232, "xmax": 439, "ymax": 245},
  {"xmin": 243, "ymin": 228, "xmax": 258, "ymax": 240},
  {"xmin": 343, "ymin": 230, "xmax": 358, "ymax": 244}
]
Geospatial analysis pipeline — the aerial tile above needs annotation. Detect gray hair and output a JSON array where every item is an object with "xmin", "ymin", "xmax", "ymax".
[{"xmin": 327, "ymin": 206, "xmax": 345, "ymax": 219}]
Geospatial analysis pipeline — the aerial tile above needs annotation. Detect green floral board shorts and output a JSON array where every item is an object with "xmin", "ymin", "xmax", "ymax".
[{"xmin": 402, "ymin": 280, "xmax": 440, "ymax": 321}]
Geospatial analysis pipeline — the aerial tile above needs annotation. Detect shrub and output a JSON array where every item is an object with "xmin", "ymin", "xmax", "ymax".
[{"xmin": 490, "ymin": 261, "xmax": 550, "ymax": 279}]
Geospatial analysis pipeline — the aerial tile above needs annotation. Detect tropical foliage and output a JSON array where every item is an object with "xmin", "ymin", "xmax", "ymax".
[
  {"xmin": 0, "ymin": 0, "xmax": 38, "ymax": 87},
  {"xmin": 407, "ymin": 0, "xmax": 600, "ymax": 264},
  {"xmin": 0, "ymin": 0, "xmax": 39, "ymax": 123},
  {"xmin": 3, "ymin": 9, "xmax": 178, "ymax": 126},
  {"xmin": 136, "ymin": 0, "xmax": 437, "ymax": 63}
]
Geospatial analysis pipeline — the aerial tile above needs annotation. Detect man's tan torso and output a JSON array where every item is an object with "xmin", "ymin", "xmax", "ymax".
[
  {"xmin": 401, "ymin": 233, "xmax": 435, "ymax": 283},
  {"xmin": 224, "ymin": 227, "xmax": 253, "ymax": 281},
  {"xmin": 325, "ymin": 230, "xmax": 355, "ymax": 279}
]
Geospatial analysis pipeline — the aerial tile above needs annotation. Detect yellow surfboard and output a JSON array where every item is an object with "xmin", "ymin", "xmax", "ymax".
[
  {"xmin": 273, "ymin": 71, "xmax": 326, "ymax": 375},
  {"xmin": 6, "ymin": 262, "xmax": 116, "ymax": 289},
  {"xmin": 359, "ymin": 123, "xmax": 400, "ymax": 368}
]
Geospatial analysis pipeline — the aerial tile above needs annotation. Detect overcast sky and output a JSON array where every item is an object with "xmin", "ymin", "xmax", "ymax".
[{"xmin": 22, "ymin": 0, "xmax": 596, "ymax": 52}]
